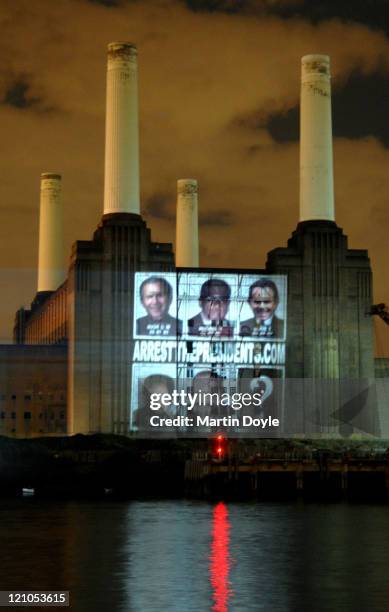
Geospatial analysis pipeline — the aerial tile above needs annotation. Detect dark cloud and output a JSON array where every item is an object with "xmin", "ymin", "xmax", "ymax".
[
  {"xmin": 239, "ymin": 69, "xmax": 389, "ymax": 148},
  {"xmin": 144, "ymin": 193, "xmax": 174, "ymax": 220},
  {"xmin": 145, "ymin": 196, "xmax": 233, "ymax": 226},
  {"xmin": 86, "ymin": 0, "xmax": 138, "ymax": 6},
  {"xmin": 183, "ymin": 0, "xmax": 301, "ymax": 15},
  {"xmin": 87, "ymin": 0, "xmax": 122, "ymax": 6},
  {"xmin": 266, "ymin": 107, "xmax": 299, "ymax": 143},
  {"xmin": 3, "ymin": 76, "xmax": 41, "ymax": 110},
  {"xmin": 200, "ymin": 210, "xmax": 233, "ymax": 226},
  {"xmin": 183, "ymin": 0, "xmax": 389, "ymax": 38},
  {"xmin": 184, "ymin": 0, "xmax": 249, "ymax": 13},
  {"xmin": 271, "ymin": 0, "xmax": 389, "ymax": 37},
  {"xmin": 333, "ymin": 70, "xmax": 389, "ymax": 147}
]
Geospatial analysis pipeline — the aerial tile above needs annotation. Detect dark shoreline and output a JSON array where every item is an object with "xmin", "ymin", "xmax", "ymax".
[{"xmin": 1, "ymin": 434, "xmax": 389, "ymax": 502}]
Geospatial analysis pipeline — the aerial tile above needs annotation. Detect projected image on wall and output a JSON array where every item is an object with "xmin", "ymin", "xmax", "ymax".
[
  {"xmin": 130, "ymin": 271, "xmax": 287, "ymax": 435},
  {"xmin": 237, "ymin": 277, "xmax": 286, "ymax": 340},
  {"xmin": 130, "ymin": 363, "xmax": 177, "ymax": 431},
  {"xmin": 178, "ymin": 273, "xmax": 238, "ymax": 338},
  {"xmin": 177, "ymin": 272, "xmax": 286, "ymax": 340},
  {"xmin": 238, "ymin": 367, "xmax": 283, "ymax": 421},
  {"xmin": 134, "ymin": 272, "xmax": 181, "ymax": 338}
]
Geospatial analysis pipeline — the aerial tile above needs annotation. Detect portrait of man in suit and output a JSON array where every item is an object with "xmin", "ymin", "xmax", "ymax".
[
  {"xmin": 136, "ymin": 276, "xmax": 182, "ymax": 337},
  {"xmin": 188, "ymin": 278, "xmax": 234, "ymax": 337},
  {"xmin": 239, "ymin": 279, "xmax": 284, "ymax": 338}
]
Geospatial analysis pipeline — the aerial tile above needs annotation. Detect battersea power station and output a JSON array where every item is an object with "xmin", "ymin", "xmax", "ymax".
[{"xmin": 0, "ymin": 43, "xmax": 386, "ymax": 439}]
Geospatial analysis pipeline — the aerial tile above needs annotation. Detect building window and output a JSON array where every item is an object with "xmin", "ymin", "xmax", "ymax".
[
  {"xmin": 24, "ymin": 412, "xmax": 32, "ymax": 420},
  {"xmin": 24, "ymin": 395, "xmax": 31, "ymax": 401},
  {"xmin": 11, "ymin": 412, "xmax": 16, "ymax": 420},
  {"xmin": 11, "ymin": 395, "xmax": 16, "ymax": 400},
  {"xmin": 0, "ymin": 412, "xmax": 5, "ymax": 419},
  {"xmin": 0, "ymin": 394, "xmax": 5, "ymax": 401},
  {"xmin": 60, "ymin": 412, "xmax": 65, "ymax": 420}
]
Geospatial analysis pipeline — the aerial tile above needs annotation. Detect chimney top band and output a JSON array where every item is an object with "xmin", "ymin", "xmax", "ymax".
[
  {"xmin": 301, "ymin": 54, "xmax": 330, "ymax": 77},
  {"xmin": 108, "ymin": 42, "xmax": 137, "ymax": 60},
  {"xmin": 41, "ymin": 173, "xmax": 61, "ymax": 180},
  {"xmin": 177, "ymin": 179, "xmax": 198, "ymax": 196}
]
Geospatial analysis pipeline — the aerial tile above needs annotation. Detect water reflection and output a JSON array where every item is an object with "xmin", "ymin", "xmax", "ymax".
[
  {"xmin": 209, "ymin": 502, "xmax": 233, "ymax": 612},
  {"xmin": 1, "ymin": 500, "xmax": 389, "ymax": 611}
]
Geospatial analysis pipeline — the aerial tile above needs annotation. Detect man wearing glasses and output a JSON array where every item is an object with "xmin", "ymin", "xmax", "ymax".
[{"xmin": 188, "ymin": 278, "xmax": 234, "ymax": 337}]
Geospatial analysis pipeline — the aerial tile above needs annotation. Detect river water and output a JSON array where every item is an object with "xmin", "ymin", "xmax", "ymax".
[{"xmin": 1, "ymin": 499, "xmax": 389, "ymax": 611}]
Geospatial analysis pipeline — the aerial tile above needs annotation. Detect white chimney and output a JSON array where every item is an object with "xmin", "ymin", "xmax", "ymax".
[
  {"xmin": 37, "ymin": 173, "xmax": 64, "ymax": 292},
  {"xmin": 103, "ymin": 42, "xmax": 140, "ymax": 215},
  {"xmin": 176, "ymin": 179, "xmax": 199, "ymax": 267},
  {"xmin": 300, "ymin": 54, "xmax": 335, "ymax": 222}
]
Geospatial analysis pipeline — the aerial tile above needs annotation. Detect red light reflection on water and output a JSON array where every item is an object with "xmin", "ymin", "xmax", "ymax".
[{"xmin": 209, "ymin": 502, "xmax": 233, "ymax": 612}]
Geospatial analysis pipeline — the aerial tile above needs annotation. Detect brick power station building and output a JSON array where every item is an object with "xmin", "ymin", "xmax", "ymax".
[{"xmin": 0, "ymin": 46, "xmax": 383, "ymax": 438}]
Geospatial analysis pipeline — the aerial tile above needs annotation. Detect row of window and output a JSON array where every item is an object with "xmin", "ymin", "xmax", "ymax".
[
  {"xmin": 0, "ymin": 394, "xmax": 66, "ymax": 401},
  {"xmin": 3, "ymin": 427, "xmax": 65, "ymax": 434},
  {"xmin": 0, "ymin": 412, "xmax": 65, "ymax": 420}
]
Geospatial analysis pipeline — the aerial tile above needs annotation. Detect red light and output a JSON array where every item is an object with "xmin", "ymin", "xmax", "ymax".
[{"xmin": 212, "ymin": 434, "xmax": 227, "ymax": 460}]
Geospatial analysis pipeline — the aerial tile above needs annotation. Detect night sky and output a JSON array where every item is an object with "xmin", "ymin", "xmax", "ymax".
[{"xmin": 1, "ymin": 0, "xmax": 389, "ymax": 352}]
